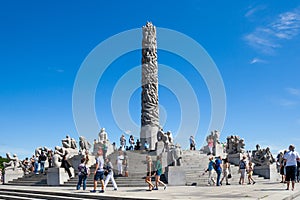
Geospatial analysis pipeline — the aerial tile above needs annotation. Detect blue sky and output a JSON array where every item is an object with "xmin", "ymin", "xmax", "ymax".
[{"xmin": 1, "ymin": 1, "xmax": 300, "ymax": 158}]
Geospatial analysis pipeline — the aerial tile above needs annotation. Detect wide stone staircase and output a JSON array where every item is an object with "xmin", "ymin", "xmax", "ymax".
[
  {"xmin": 64, "ymin": 150, "xmax": 167, "ymax": 188},
  {"xmin": 182, "ymin": 150, "xmax": 266, "ymax": 186},
  {"xmin": 5, "ymin": 150, "xmax": 268, "ymax": 188},
  {"xmin": 5, "ymin": 171, "xmax": 48, "ymax": 186}
]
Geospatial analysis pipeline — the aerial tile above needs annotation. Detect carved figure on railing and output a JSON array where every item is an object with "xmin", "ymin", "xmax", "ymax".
[{"xmin": 3, "ymin": 153, "xmax": 21, "ymax": 170}]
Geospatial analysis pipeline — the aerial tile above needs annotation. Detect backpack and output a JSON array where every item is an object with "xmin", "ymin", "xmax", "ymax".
[
  {"xmin": 80, "ymin": 165, "xmax": 88, "ymax": 176},
  {"xmin": 239, "ymin": 160, "xmax": 246, "ymax": 169}
]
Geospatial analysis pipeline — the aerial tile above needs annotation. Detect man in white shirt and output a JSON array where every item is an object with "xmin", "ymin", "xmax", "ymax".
[
  {"xmin": 91, "ymin": 149, "xmax": 105, "ymax": 193},
  {"xmin": 283, "ymin": 144, "xmax": 300, "ymax": 191}
]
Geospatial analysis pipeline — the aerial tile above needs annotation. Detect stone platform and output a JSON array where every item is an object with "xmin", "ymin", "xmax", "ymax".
[{"xmin": 1, "ymin": 181, "xmax": 300, "ymax": 200}]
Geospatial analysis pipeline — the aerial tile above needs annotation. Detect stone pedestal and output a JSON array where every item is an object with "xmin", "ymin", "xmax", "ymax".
[
  {"xmin": 228, "ymin": 153, "xmax": 243, "ymax": 166},
  {"xmin": 140, "ymin": 125, "xmax": 158, "ymax": 151},
  {"xmin": 47, "ymin": 167, "xmax": 74, "ymax": 186},
  {"xmin": 215, "ymin": 144, "xmax": 225, "ymax": 158},
  {"xmin": 3, "ymin": 168, "xmax": 24, "ymax": 184},
  {"xmin": 166, "ymin": 166, "xmax": 186, "ymax": 186},
  {"xmin": 69, "ymin": 155, "xmax": 95, "ymax": 173},
  {"xmin": 253, "ymin": 164, "xmax": 281, "ymax": 181},
  {"xmin": 93, "ymin": 141, "xmax": 114, "ymax": 157}
]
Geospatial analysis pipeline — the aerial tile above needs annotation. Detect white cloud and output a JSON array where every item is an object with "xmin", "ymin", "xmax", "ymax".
[
  {"xmin": 286, "ymin": 87, "xmax": 300, "ymax": 96},
  {"xmin": 250, "ymin": 57, "xmax": 267, "ymax": 64},
  {"xmin": 245, "ymin": 5, "xmax": 266, "ymax": 18},
  {"xmin": 56, "ymin": 69, "xmax": 64, "ymax": 73},
  {"xmin": 279, "ymin": 98, "xmax": 298, "ymax": 107},
  {"xmin": 244, "ymin": 7, "xmax": 300, "ymax": 54}
]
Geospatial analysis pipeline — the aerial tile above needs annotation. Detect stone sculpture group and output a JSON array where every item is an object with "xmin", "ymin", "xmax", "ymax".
[{"xmin": 226, "ymin": 135, "xmax": 245, "ymax": 154}]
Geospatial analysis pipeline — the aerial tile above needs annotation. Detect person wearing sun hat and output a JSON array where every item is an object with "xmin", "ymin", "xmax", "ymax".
[{"xmin": 283, "ymin": 144, "xmax": 300, "ymax": 191}]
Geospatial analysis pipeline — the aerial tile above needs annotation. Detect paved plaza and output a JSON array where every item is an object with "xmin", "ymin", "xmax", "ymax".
[{"xmin": 1, "ymin": 181, "xmax": 300, "ymax": 200}]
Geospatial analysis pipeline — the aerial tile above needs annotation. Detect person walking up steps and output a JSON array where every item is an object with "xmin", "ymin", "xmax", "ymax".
[
  {"xmin": 145, "ymin": 155, "xmax": 155, "ymax": 191},
  {"xmin": 154, "ymin": 155, "xmax": 167, "ymax": 190},
  {"xmin": 205, "ymin": 156, "xmax": 215, "ymax": 186},
  {"xmin": 104, "ymin": 157, "xmax": 118, "ymax": 191}
]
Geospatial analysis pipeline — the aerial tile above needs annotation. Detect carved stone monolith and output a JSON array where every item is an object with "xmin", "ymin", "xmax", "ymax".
[{"xmin": 140, "ymin": 22, "xmax": 159, "ymax": 150}]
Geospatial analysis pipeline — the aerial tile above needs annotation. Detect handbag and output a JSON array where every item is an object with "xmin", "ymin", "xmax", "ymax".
[{"xmin": 228, "ymin": 173, "xmax": 232, "ymax": 179}]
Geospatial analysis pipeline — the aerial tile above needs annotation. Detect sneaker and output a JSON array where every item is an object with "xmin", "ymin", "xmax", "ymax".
[
  {"xmin": 153, "ymin": 187, "xmax": 158, "ymax": 190},
  {"xmin": 99, "ymin": 190, "xmax": 104, "ymax": 193},
  {"xmin": 226, "ymin": 183, "xmax": 230, "ymax": 185},
  {"xmin": 253, "ymin": 182, "xmax": 256, "ymax": 185},
  {"xmin": 247, "ymin": 183, "xmax": 251, "ymax": 185},
  {"xmin": 114, "ymin": 188, "xmax": 118, "ymax": 191},
  {"xmin": 90, "ymin": 190, "xmax": 96, "ymax": 193},
  {"xmin": 164, "ymin": 186, "xmax": 167, "ymax": 190}
]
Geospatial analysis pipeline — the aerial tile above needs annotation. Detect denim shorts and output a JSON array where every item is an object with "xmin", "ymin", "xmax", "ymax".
[{"xmin": 94, "ymin": 171, "xmax": 104, "ymax": 181}]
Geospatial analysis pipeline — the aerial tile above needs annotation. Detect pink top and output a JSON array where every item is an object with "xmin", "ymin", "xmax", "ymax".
[{"xmin": 208, "ymin": 139, "xmax": 214, "ymax": 147}]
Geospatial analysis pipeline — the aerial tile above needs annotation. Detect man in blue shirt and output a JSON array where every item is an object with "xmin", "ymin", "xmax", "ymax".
[{"xmin": 215, "ymin": 156, "xmax": 222, "ymax": 186}]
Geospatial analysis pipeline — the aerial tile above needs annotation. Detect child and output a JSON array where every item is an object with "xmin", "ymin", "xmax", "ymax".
[{"xmin": 247, "ymin": 161, "xmax": 256, "ymax": 184}]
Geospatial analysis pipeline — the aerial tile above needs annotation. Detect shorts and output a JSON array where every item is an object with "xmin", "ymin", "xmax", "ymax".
[
  {"xmin": 240, "ymin": 169, "xmax": 246, "ymax": 178},
  {"xmin": 94, "ymin": 171, "xmax": 104, "ymax": 181},
  {"xmin": 156, "ymin": 170, "xmax": 162, "ymax": 176},
  {"xmin": 280, "ymin": 166, "xmax": 285, "ymax": 175},
  {"xmin": 285, "ymin": 165, "xmax": 296, "ymax": 182},
  {"xmin": 147, "ymin": 171, "xmax": 156, "ymax": 176}
]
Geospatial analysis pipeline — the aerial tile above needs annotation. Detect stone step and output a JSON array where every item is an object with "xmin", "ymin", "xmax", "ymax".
[
  {"xmin": 0, "ymin": 190, "xmax": 89, "ymax": 200},
  {"xmin": 0, "ymin": 188, "xmax": 151, "ymax": 200}
]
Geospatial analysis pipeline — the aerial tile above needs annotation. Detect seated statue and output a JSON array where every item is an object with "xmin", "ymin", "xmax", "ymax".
[
  {"xmin": 79, "ymin": 136, "xmax": 91, "ymax": 153},
  {"xmin": 52, "ymin": 153, "xmax": 61, "ymax": 168},
  {"xmin": 3, "ymin": 153, "xmax": 21, "ymax": 170},
  {"xmin": 166, "ymin": 131, "xmax": 173, "ymax": 144},
  {"xmin": 54, "ymin": 146, "xmax": 69, "ymax": 158},
  {"xmin": 237, "ymin": 138, "xmax": 245, "ymax": 153},
  {"xmin": 157, "ymin": 128, "xmax": 164, "ymax": 141},
  {"xmin": 62, "ymin": 135, "xmax": 77, "ymax": 149},
  {"xmin": 35, "ymin": 146, "xmax": 50, "ymax": 157},
  {"xmin": 252, "ymin": 146, "xmax": 275, "ymax": 166},
  {"xmin": 226, "ymin": 135, "xmax": 244, "ymax": 154}
]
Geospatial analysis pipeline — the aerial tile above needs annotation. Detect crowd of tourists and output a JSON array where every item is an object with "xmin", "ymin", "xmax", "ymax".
[
  {"xmin": 20, "ymin": 150, "xmax": 52, "ymax": 175},
  {"xmin": 203, "ymin": 144, "xmax": 299, "ymax": 191}
]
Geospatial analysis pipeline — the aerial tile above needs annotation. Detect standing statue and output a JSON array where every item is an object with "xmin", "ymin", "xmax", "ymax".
[
  {"xmin": 211, "ymin": 130, "xmax": 220, "ymax": 145},
  {"xmin": 173, "ymin": 144, "xmax": 183, "ymax": 166},
  {"xmin": 167, "ymin": 144, "xmax": 176, "ymax": 166},
  {"xmin": 98, "ymin": 128, "xmax": 108, "ymax": 143},
  {"xmin": 3, "ymin": 153, "xmax": 21, "ymax": 170}
]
